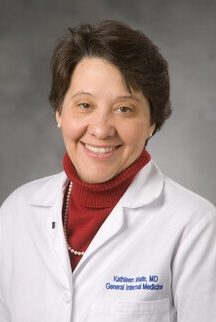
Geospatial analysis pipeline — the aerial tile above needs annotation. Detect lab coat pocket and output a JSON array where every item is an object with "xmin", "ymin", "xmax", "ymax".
[{"xmin": 88, "ymin": 298, "xmax": 170, "ymax": 322}]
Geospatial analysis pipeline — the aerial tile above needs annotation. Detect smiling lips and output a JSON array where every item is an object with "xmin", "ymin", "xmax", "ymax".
[{"xmin": 83, "ymin": 143, "xmax": 120, "ymax": 154}]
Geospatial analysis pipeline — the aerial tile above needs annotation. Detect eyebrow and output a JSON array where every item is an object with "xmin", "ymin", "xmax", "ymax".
[
  {"xmin": 71, "ymin": 91, "xmax": 94, "ymax": 99},
  {"xmin": 115, "ymin": 95, "xmax": 140, "ymax": 102},
  {"xmin": 71, "ymin": 91, "xmax": 140, "ymax": 102}
]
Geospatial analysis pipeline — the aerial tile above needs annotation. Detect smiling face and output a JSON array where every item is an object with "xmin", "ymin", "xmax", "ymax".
[{"xmin": 56, "ymin": 57, "xmax": 155, "ymax": 183}]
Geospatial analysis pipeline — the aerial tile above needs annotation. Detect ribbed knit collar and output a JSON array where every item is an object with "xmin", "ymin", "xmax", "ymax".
[{"xmin": 63, "ymin": 150, "xmax": 151, "ymax": 209}]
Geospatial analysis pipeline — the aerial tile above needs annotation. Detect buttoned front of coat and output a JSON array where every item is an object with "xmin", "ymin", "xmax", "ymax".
[{"xmin": 0, "ymin": 160, "xmax": 216, "ymax": 322}]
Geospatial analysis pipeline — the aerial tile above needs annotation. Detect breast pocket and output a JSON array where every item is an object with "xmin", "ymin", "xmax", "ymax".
[{"xmin": 87, "ymin": 298, "xmax": 170, "ymax": 322}]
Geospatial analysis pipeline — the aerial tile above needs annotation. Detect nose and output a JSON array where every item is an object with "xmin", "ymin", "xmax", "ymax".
[{"xmin": 87, "ymin": 111, "xmax": 116, "ymax": 139}]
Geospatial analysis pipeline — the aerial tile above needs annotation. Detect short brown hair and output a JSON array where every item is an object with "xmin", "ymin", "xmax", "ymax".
[{"xmin": 49, "ymin": 20, "xmax": 171, "ymax": 133}]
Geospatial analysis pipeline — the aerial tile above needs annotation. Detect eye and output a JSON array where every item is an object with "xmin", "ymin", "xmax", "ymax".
[
  {"xmin": 78, "ymin": 103, "xmax": 91, "ymax": 109},
  {"xmin": 118, "ymin": 106, "xmax": 133, "ymax": 113}
]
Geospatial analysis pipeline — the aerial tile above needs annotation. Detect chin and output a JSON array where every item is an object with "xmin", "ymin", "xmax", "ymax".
[
  {"xmin": 80, "ymin": 171, "xmax": 116, "ymax": 184},
  {"xmin": 77, "ymin": 165, "xmax": 119, "ymax": 183},
  {"xmin": 83, "ymin": 177, "xmax": 111, "ymax": 184}
]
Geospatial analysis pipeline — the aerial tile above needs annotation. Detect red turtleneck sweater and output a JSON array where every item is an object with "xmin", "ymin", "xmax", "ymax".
[{"xmin": 63, "ymin": 150, "xmax": 151, "ymax": 271}]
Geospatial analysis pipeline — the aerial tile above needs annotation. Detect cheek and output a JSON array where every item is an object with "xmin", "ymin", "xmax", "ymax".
[
  {"xmin": 61, "ymin": 120, "xmax": 81, "ymax": 142},
  {"xmin": 61, "ymin": 112, "xmax": 88, "ymax": 141},
  {"xmin": 119, "ymin": 121, "xmax": 149, "ymax": 146}
]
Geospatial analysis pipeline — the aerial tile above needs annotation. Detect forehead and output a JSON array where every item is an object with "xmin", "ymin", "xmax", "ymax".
[
  {"xmin": 68, "ymin": 57, "xmax": 140, "ymax": 99},
  {"xmin": 72, "ymin": 57, "xmax": 124, "ymax": 83}
]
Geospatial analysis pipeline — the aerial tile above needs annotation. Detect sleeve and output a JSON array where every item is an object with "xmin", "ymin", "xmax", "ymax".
[{"xmin": 172, "ymin": 210, "xmax": 216, "ymax": 321}]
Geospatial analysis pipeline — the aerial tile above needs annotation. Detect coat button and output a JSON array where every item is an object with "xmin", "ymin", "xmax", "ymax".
[{"xmin": 63, "ymin": 291, "xmax": 71, "ymax": 303}]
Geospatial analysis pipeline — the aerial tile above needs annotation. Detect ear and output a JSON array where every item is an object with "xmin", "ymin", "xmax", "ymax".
[
  {"xmin": 149, "ymin": 123, "xmax": 156, "ymax": 138},
  {"xmin": 55, "ymin": 111, "xmax": 62, "ymax": 128}
]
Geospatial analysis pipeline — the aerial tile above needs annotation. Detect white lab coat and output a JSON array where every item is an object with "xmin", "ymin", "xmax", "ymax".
[{"xmin": 0, "ymin": 160, "xmax": 216, "ymax": 322}]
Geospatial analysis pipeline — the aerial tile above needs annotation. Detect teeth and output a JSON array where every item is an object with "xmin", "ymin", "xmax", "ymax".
[{"xmin": 85, "ymin": 144, "xmax": 115, "ymax": 154}]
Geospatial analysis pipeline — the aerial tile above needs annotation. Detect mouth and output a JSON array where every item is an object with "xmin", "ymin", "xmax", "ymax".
[{"xmin": 82, "ymin": 143, "xmax": 121, "ymax": 154}]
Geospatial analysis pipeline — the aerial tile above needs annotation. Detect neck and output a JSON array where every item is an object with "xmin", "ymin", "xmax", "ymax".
[{"xmin": 63, "ymin": 149, "xmax": 151, "ymax": 208}]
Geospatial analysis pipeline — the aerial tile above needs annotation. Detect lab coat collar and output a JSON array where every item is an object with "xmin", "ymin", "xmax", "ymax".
[
  {"xmin": 29, "ymin": 172, "xmax": 68, "ymax": 207},
  {"xmin": 121, "ymin": 160, "xmax": 164, "ymax": 208},
  {"xmin": 28, "ymin": 160, "xmax": 164, "ymax": 208}
]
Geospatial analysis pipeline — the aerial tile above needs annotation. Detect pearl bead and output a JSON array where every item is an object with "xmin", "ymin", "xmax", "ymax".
[{"xmin": 63, "ymin": 181, "xmax": 85, "ymax": 257}]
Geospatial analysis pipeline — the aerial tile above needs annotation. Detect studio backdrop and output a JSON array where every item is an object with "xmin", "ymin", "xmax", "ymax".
[{"xmin": 0, "ymin": 0, "xmax": 215, "ymax": 204}]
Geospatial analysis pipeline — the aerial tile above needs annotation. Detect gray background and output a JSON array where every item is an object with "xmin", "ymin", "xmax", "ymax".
[{"xmin": 0, "ymin": 0, "xmax": 216, "ymax": 204}]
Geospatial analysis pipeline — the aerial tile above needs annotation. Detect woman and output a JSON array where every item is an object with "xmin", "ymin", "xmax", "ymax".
[{"xmin": 0, "ymin": 20, "xmax": 216, "ymax": 322}]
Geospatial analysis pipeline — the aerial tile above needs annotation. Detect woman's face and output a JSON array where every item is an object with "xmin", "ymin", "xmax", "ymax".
[{"xmin": 56, "ymin": 57, "xmax": 155, "ymax": 183}]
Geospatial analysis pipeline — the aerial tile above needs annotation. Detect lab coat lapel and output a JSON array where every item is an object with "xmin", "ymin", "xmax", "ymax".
[
  {"xmin": 74, "ymin": 200, "xmax": 125, "ymax": 272},
  {"xmin": 28, "ymin": 173, "xmax": 72, "ymax": 287},
  {"xmin": 47, "ymin": 192, "xmax": 72, "ymax": 285},
  {"xmin": 74, "ymin": 160, "xmax": 164, "ymax": 272}
]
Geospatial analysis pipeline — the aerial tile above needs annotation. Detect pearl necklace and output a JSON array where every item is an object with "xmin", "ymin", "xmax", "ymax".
[{"xmin": 63, "ymin": 181, "xmax": 85, "ymax": 256}]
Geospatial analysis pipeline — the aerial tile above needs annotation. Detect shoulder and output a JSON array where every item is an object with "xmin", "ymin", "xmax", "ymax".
[
  {"xmin": 163, "ymin": 175, "xmax": 215, "ymax": 214},
  {"xmin": 0, "ymin": 172, "xmax": 66, "ymax": 212},
  {"xmin": 145, "ymin": 162, "xmax": 216, "ymax": 239},
  {"xmin": 128, "ymin": 159, "xmax": 216, "ymax": 225},
  {"xmin": 126, "ymin": 159, "xmax": 215, "ymax": 213},
  {"xmin": 159, "ymin": 174, "xmax": 216, "ymax": 236}
]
